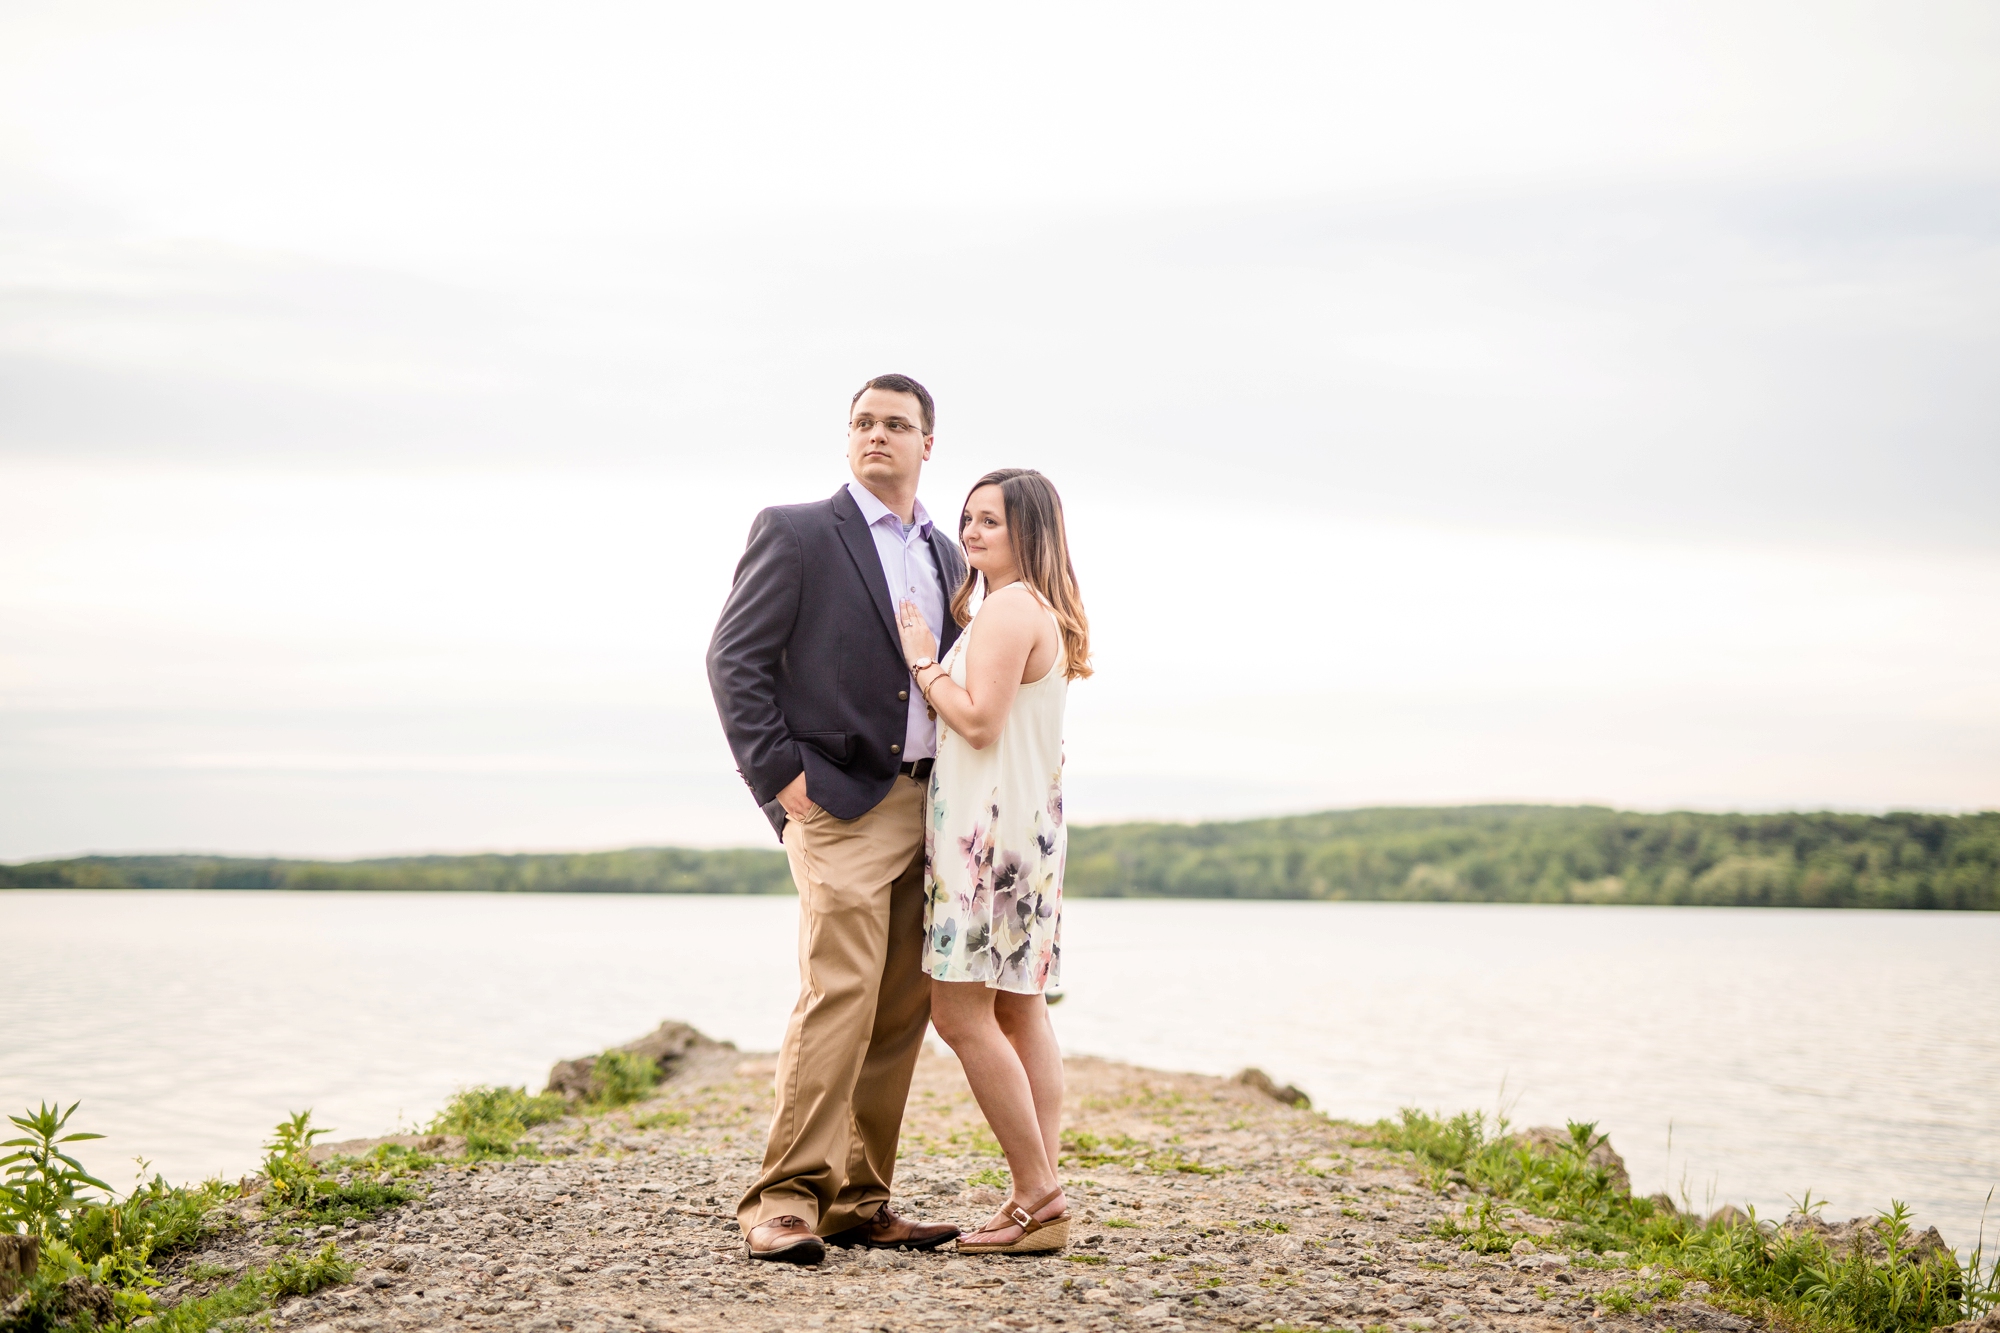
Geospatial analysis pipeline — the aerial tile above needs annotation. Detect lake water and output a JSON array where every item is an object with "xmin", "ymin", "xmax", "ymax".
[{"xmin": 2, "ymin": 892, "xmax": 1995, "ymax": 1253}]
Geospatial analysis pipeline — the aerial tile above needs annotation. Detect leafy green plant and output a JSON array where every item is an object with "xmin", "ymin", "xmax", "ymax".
[
  {"xmin": 1, "ymin": 1101, "xmax": 112, "ymax": 1242},
  {"xmin": 325, "ymin": 1140, "xmax": 443, "ymax": 1179},
  {"xmin": 261, "ymin": 1109, "xmax": 328, "ymax": 1206},
  {"xmin": 588, "ymin": 1050, "xmax": 661, "ymax": 1107},
  {"xmin": 70, "ymin": 1174, "xmax": 233, "ymax": 1267},
  {"xmin": 427, "ymin": 1085, "xmax": 568, "ymax": 1158},
  {"xmin": 297, "ymin": 1177, "xmax": 409, "ymax": 1227},
  {"xmin": 1428, "ymin": 1195, "xmax": 1516, "ymax": 1254},
  {"xmin": 967, "ymin": 1166, "xmax": 1009, "ymax": 1189},
  {"xmin": 267, "ymin": 1240, "xmax": 354, "ymax": 1296}
]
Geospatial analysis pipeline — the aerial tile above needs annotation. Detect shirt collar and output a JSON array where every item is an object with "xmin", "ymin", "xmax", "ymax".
[{"xmin": 847, "ymin": 479, "xmax": 932, "ymax": 538}]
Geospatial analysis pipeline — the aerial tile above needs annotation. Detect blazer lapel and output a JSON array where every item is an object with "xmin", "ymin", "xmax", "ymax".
[{"xmin": 832, "ymin": 486, "xmax": 903, "ymax": 652}]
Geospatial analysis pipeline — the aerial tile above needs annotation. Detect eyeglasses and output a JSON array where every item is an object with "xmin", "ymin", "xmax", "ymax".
[{"xmin": 849, "ymin": 415, "xmax": 924, "ymax": 436}]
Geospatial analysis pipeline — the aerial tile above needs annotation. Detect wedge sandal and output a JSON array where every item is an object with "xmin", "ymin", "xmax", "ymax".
[{"xmin": 955, "ymin": 1188, "xmax": 1069, "ymax": 1255}]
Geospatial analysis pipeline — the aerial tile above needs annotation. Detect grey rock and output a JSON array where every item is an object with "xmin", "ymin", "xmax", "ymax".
[
  {"xmin": 1937, "ymin": 1313, "xmax": 2000, "ymax": 1333},
  {"xmin": 1781, "ymin": 1211, "xmax": 1953, "ymax": 1264},
  {"xmin": 1233, "ymin": 1068, "xmax": 1312, "ymax": 1109},
  {"xmin": 546, "ymin": 1021, "xmax": 731, "ymax": 1100}
]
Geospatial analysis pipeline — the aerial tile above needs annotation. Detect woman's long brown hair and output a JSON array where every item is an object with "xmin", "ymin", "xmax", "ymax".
[{"xmin": 948, "ymin": 468, "xmax": 1093, "ymax": 680}]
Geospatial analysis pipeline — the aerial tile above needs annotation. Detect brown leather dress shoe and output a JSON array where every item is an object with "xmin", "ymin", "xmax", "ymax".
[
  {"xmin": 823, "ymin": 1204, "xmax": 961, "ymax": 1251},
  {"xmin": 744, "ymin": 1215, "xmax": 825, "ymax": 1265}
]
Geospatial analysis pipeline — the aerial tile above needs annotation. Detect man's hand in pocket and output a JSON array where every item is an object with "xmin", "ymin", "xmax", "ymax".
[{"xmin": 778, "ymin": 772, "xmax": 813, "ymax": 821}]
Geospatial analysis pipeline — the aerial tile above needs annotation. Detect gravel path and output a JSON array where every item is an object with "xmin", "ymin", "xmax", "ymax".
[{"xmin": 153, "ymin": 1045, "xmax": 1751, "ymax": 1333}]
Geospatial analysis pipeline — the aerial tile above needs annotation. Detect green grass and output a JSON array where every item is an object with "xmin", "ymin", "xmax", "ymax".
[
  {"xmin": 1103, "ymin": 1217, "xmax": 1140, "ymax": 1228},
  {"xmin": 146, "ymin": 1271, "xmax": 275, "ymax": 1333},
  {"xmin": 967, "ymin": 1166, "xmax": 1009, "ymax": 1189},
  {"xmin": 1060, "ymin": 1130, "xmax": 1225, "ymax": 1176},
  {"xmin": 178, "ymin": 1262, "xmax": 237, "ymax": 1282},
  {"xmin": 1375, "ymin": 1108, "xmax": 1999, "ymax": 1333},
  {"xmin": 136, "ymin": 1243, "xmax": 351, "ymax": 1333},
  {"xmin": 631, "ymin": 1109, "xmax": 691, "ymax": 1130},
  {"xmin": 294, "ymin": 1177, "xmax": 410, "ymax": 1227}
]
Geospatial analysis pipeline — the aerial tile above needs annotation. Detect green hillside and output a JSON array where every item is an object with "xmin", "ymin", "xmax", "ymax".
[{"xmin": 4, "ymin": 806, "xmax": 1994, "ymax": 909}]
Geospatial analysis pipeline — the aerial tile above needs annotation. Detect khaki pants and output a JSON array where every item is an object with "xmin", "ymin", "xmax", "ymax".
[{"xmin": 737, "ymin": 776, "xmax": 931, "ymax": 1235}]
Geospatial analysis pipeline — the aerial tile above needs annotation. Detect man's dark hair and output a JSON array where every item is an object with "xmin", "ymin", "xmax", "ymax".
[{"xmin": 851, "ymin": 373, "xmax": 935, "ymax": 435}]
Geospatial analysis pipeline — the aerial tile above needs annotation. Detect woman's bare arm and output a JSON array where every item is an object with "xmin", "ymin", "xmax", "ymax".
[{"xmin": 904, "ymin": 587, "xmax": 1054, "ymax": 750}]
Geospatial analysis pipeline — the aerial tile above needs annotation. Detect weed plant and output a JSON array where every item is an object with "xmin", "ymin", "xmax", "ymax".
[
  {"xmin": 1375, "ymin": 1108, "xmax": 1998, "ymax": 1333},
  {"xmin": 264, "ymin": 1241, "xmax": 352, "ymax": 1297},
  {"xmin": 260, "ymin": 1111, "xmax": 326, "ymax": 1207},
  {"xmin": 0, "ymin": 1102, "xmax": 415, "ymax": 1333},
  {"xmin": 1, "ymin": 1103, "xmax": 111, "ymax": 1242},
  {"xmin": 426, "ymin": 1085, "xmax": 568, "ymax": 1158},
  {"xmin": 255, "ymin": 1111, "xmax": 410, "ymax": 1226},
  {"xmin": 587, "ymin": 1052, "xmax": 660, "ymax": 1107}
]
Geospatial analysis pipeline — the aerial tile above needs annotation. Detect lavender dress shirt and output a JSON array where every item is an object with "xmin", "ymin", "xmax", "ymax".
[{"xmin": 845, "ymin": 480, "xmax": 948, "ymax": 762}]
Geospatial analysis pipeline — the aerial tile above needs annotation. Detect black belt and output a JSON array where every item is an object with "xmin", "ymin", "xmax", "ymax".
[{"xmin": 899, "ymin": 758, "xmax": 934, "ymax": 781}]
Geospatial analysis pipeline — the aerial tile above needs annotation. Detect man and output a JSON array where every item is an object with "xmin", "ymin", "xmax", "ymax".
[{"xmin": 707, "ymin": 373, "xmax": 967, "ymax": 1264}]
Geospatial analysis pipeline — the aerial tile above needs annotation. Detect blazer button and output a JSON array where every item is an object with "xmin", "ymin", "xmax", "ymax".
[
  {"xmin": 898, "ymin": 690, "xmax": 909, "ymax": 702},
  {"xmin": 890, "ymin": 743, "xmax": 902, "ymax": 755}
]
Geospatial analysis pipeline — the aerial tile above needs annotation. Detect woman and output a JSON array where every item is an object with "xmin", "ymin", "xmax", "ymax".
[{"xmin": 895, "ymin": 468, "xmax": 1091, "ymax": 1256}]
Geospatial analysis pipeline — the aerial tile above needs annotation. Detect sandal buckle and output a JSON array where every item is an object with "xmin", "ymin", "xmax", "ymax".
[{"xmin": 1008, "ymin": 1205, "xmax": 1034, "ymax": 1228}]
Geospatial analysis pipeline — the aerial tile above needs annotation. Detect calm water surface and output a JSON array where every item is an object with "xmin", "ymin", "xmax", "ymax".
[{"xmin": 2, "ymin": 892, "xmax": 1994, "ymax": 1251}]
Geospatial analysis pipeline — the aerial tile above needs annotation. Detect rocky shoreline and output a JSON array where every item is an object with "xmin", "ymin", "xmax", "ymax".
[{"xmin": 116, "ymin": 1026, "xmax": 1965, "ymax": 1333}]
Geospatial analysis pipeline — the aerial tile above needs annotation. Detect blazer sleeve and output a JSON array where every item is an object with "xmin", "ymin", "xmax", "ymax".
[{"xmin": 707, "ymin": 507, "xmax": 805, "ymax": 807}]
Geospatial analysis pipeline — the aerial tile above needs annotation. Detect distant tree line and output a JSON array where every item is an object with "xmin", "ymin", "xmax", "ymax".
[
  {"xmin": 0, "ymin": 847, "xmax": 796, "ymax": 895},
  {"xmin": 1060, "ymin": 806, "xmax": 1998, "ymax": 910},
  {"xmin": 4, "ymin": 806, "xmax": 1994, "ymax": 909}
]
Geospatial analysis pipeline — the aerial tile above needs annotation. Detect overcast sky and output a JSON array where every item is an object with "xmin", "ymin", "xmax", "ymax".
[{"xmin": 3, "ymin": 1, "xmax": 1997, "ymax": 860}]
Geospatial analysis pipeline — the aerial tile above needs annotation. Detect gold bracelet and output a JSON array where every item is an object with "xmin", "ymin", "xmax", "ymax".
[{"xmin": 917, "ymin": 665, "xmax": 944, "ymax": 700}]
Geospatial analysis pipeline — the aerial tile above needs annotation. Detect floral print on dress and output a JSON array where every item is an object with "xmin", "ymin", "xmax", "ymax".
[{"xmin": 925, "ymin": 767, "xmax": 1065, "ymax": 993}]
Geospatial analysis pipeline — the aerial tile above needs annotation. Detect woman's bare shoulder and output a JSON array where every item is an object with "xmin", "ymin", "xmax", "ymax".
[
  {"xmin": 977, "ymin": 584, "xmax": 1049, "ymax": 622},
  {"xmin": 971, "ymin": 584, "xmax": 1050, "ymax": 640}
]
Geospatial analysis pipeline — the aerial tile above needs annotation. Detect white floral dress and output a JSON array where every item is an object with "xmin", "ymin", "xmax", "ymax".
[{"xmin": 923, "ymin": 587, "xmax": 1068, "ymax": 995}]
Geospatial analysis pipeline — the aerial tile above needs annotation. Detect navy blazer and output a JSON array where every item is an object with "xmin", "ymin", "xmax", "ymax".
[{"xmin": 707, "ymin": 485, "xmax": 968, "ymax": 839}]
